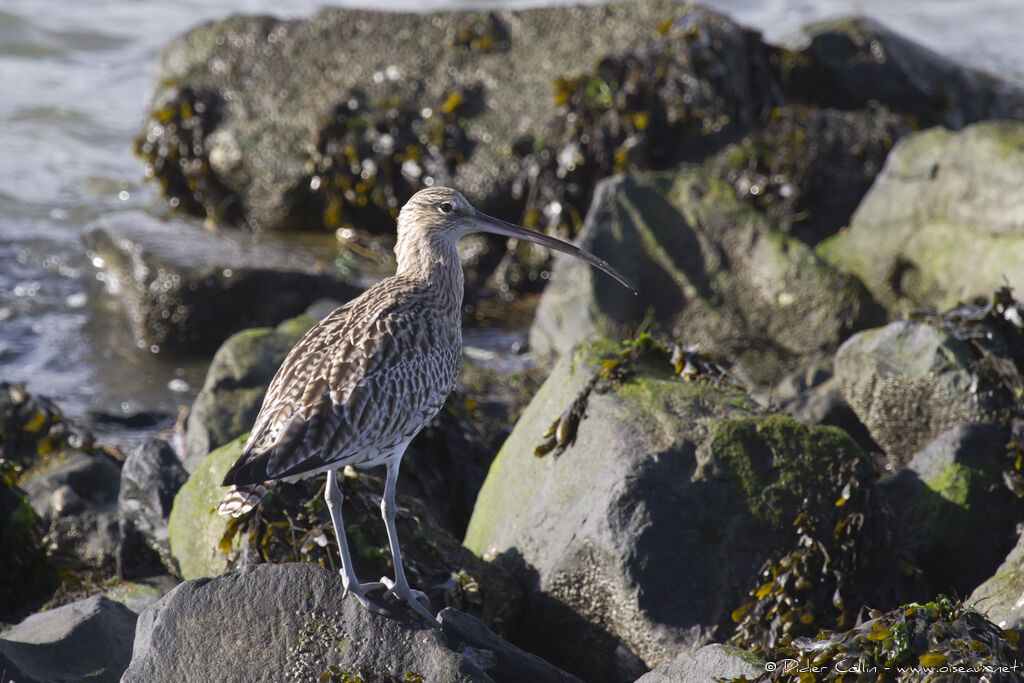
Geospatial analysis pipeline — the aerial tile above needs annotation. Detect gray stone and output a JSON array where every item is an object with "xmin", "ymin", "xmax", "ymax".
[
  {"xmin": 969, "ymin": 531, "xmax": 1024, "ymax": 633},
  {"xmin": 0, "ymin": 595, "xmax": 137, "ymax": 683},
  {"xmin": 785, "ymin": 18, "xmax": 1024, "ymax": 130},
  {"xmin": 84, "ymin": 210, "xmax": 358, "ymax": 355},
  {"xmin": 834, "ymin": 321, "xmax": 1012, "ymax": 465},
  {"xmin": 464, "ymin": 339, "xmax": 868, "ymax": 682},
  {"xmin": 123, "ymin": 562, "xmax": 567, "ymax": 682},
  {"xmin": 883, "ymin": 422, "xmax": 1017, "ymax": 595},
  {"xmin": 634, "ymin": 644, "xmax": 764, "ymax": 683},
  {"xmin": 117, "ymin": 439, "xmax": 189, "ymax": 578},
  {"xmin": 529, "ymin": 171, "xmax": 884, "ymax": 386},
  {"xmin": 819, "ymin": 121, "xmax": 1024, "ymax": 315},
  {"xmin": 20, "ymin": 450, "xmax": 122, "ymax": 574}
]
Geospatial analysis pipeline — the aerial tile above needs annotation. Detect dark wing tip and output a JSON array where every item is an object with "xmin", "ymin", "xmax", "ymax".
[{"xmin": 221, "ymin": 454, "xmax": 270, "ymax": 487}]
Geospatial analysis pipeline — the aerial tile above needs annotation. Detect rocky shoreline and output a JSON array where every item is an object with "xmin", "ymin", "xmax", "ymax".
[{"xmin": 3, "ymin": 2, "xmax": 1024, "ymax": 681}]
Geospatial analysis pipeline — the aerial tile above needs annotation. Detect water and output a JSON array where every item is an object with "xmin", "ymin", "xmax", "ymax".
[{"xmin": 1, "ymin": 0, "xmax": 1022, "ymax": 445}]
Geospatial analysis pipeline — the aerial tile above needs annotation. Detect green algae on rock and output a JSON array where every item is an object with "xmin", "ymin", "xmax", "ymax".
[{"xmin": 464, "ymin": 337, "xmax": 893, "ymax": 681}]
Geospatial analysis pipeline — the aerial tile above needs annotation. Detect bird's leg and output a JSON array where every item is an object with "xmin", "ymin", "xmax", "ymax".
[
  {"xmin": 324, "ymin": 469, "xmax": 387, "ymax": 612},
  {"xmin": 378, "ymin": 457, "xmax": 436, "ymax": 621}
]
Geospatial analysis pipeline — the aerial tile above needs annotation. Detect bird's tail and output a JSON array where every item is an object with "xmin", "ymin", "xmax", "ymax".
[{"xmin": 217, "ymin": 484, "xmax": 269, "ymax": 517}]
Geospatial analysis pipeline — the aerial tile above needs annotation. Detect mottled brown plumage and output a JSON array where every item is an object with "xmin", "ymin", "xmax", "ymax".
[{"xmin": 217, "ymin": 187, "xmax": 635, "ymax": 622}]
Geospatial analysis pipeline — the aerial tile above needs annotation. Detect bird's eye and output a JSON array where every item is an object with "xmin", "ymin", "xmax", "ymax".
[{"xmin": 438, "ymin": 202, "xmax": 454, "ymax": 214}]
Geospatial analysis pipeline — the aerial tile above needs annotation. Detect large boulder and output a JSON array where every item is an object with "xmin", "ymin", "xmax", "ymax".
[
  {"xmin": 463, "ymin": 338, "xmax": 882, "ymax": 682},
  {"xmin": 122, "ymin": 562, "xmax": 580, "ymax": 682},
  {"xmin": 0, "ymin": 595, "xmax": 137, "ymax": 683},
  {"xmin": 84, "ymin": 210, "xmax": 358, "ymax": 355},
  {"xmin": 528, "ymin": 171, "xmax": 884, "ymax": 386},
  {"xmin": 834, "ymin": 320, "xmax": 1013, "ymax": 465},
  {"xmin": 136, "ymin": 2, "xmax": 774, "ymax": 235},
  {"xmin": 819, "ymin": 121, "xmax": 1024, "ymax": 314}
]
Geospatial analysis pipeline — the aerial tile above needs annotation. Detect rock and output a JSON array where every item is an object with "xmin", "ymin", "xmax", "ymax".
[
  {"xmin": 437, "ymin": 608, "xmax": 583, "ymax": 682},
  {"xmin": 709, "ymin": 105, "xmax": 912, "ymax": 246},
  {"xmin": 463, "ymin": 339, "xmax": 873, "ymax": 682},
  {"xmin": 528, "ymin": 171, "xmax": 885, "ymax": 386},
  {"xmin": 19, "ymin": 450, "xmax": 122, "ymax": 575},
  {"xmin": 834, "ymin": 321, "xmax": 1012, "ymax": 465},
  {"xmin": 168, "ymin": 433, "xmax": 521, "ymax": 634},
  {"xmin": 122, "ymin": 562, "xmax": 574, "ymax": 682},
  {"xmin": 969, "ymin": 531, "xmax": 1024, "ymax": 632},
  {"xmin": 634, "ymin": 643, "xmax": 764, "ymax": 683},
  {"xmin": 785, "ymin": 17, "xmax": 1024, "ymax": 130},
  {"xmin": 136, "ymin": 3, "xmax": 771, "ymax": 235},
  {"xmin": 0, "ymin": 595, "xmax": 137, "ymax": 683},
  {"xmin": 183, "ymin": 312, "xmax": 320, "ymax": 471},
  {"xmin": 102, "ymin": 575, "xmax": 180, "ymax": 615},
  {"xmin": 167, "ymin": 434, "xmax": 246, "ymax": 580},
  {"xmin": 883, "ymin": 423, "xmax": 1019, "ymax": 595},
  {"xmin": 819, "ymin": 121, "xmax": 1024, "ymax": 315},
  {"xmin": 117, "ymin": 439, "xmax": 189, "ymax": 578},
  {"xmin": 84, "ymin": 210, "xmax": 359, "ymax": 355},
  {"xmin": 768, "ymin": 361, "xmax": 881, "ymax": 456}
]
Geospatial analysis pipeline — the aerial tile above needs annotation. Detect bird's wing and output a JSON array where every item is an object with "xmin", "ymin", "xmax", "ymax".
[{"xmin": 221, "ymin": 282, "xmax": 458, "ymax": 486}]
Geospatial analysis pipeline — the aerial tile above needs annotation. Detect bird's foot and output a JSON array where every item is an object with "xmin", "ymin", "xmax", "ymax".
[
  {"xmin": 341, "ymin": 577, "xmax": 389, "ymax": 614},
  {"xmin": 379, "ymin": 576, "xmax": 437, "ymax": 623}
]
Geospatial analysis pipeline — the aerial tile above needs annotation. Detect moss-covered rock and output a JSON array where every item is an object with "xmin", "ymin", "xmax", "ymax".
[
  {"xmin": 168, "ymin": 434, "xmax": 246, "ymax": 580},
  {"xmin": 528, "ymin": 170, "xmax": 884, "ymax": 386},
  {"xmin": 464, "ymin": 338, "xmax": 897, "ymax": 682},
  {"xmin": 818, "ymin": 121, "xmax": 1024, "ymax": 315}
]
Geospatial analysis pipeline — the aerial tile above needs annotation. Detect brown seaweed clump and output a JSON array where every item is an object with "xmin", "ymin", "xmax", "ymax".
[
  {"xmin": 296, "ymin": 86, "xmax": 482, "ymax": 236},
  {"xmin": 745, "ymin": 596, "xmax": 1020, "ymax": 682},
  {"xmin": 728, "ymin": 434, "xmax": 925, "ymax": 657},
  {"xmin": 134, "ymin": 87, "xmax": 245, "ymax": 227}
]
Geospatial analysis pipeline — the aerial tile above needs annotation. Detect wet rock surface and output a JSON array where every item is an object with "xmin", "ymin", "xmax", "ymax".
[
  {"xmin": 634, "ymin": 643, "xmax": 763, "ymax": 682},
  {"xmin": 84, "ymin": 210, "xmax": 359, "ymax": 354},
  {"xmin": 122, "ymin": 562, "xmax": 579, "ymax": 683}
]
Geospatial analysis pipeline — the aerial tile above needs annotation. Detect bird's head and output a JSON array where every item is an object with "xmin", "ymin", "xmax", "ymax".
[{"xmin": 396, "ymin": 187, "xmax": 638, "ymax": 294}]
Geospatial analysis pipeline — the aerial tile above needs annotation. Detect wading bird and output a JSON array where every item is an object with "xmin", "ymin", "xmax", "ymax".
[{"xmin": 218, "ymin": 187, "xmax": 636, "ymax": 620}]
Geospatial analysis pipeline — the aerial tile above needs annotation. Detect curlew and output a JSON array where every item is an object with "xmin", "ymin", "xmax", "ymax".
[{"xmin": 217, "ymin": 187, "xmax": 636, "ymax": 621}]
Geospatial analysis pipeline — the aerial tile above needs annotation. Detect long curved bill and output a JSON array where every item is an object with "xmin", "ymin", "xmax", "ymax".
[{"xmin": 471, "ymin": 210, "xmax": 638, "ymax": 294}]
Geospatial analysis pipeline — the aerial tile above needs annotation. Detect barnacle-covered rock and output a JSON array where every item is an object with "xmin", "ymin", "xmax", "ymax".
[{"xmin": 834, "ymin": 319, "xmax": 1016, "ymax": 466}]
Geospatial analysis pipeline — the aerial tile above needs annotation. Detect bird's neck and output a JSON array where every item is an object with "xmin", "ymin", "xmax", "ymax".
[{"xmin": 394, "ymin": 236, "xmax": 464, "ymax": 314}]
